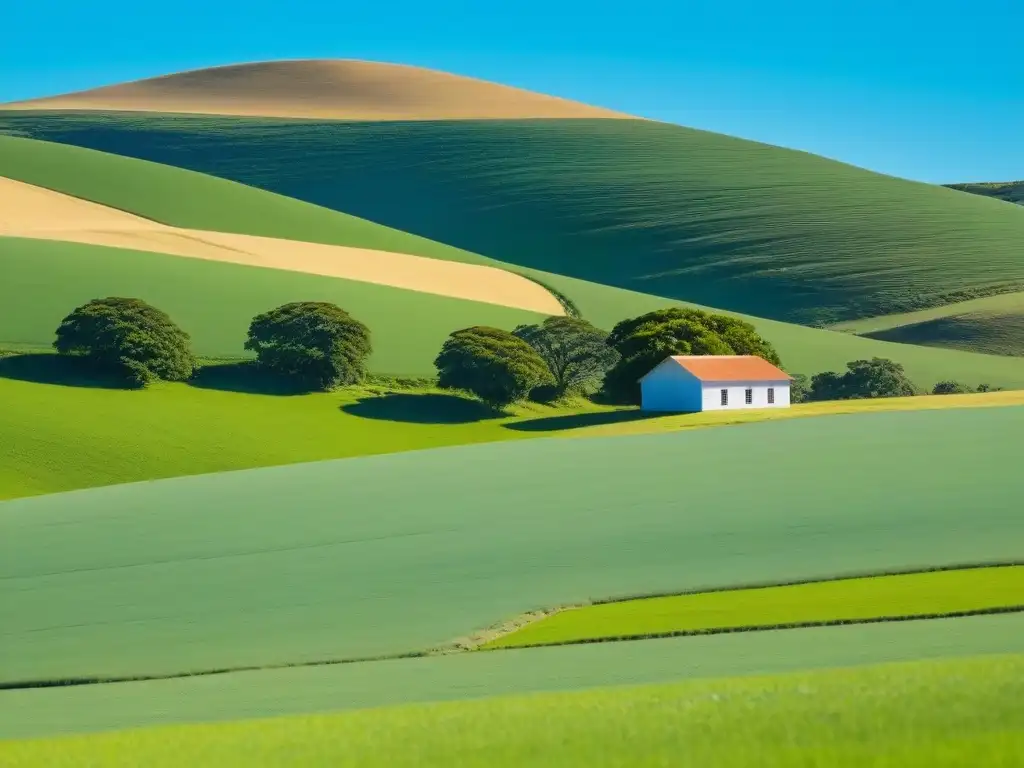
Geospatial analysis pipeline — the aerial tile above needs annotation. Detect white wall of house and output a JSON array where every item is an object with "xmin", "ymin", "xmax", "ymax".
[
  {"xmin": 640, "ymin": 360, "xmax": 791, "ymax": 412},
  {"xmin": 640, "ymin": 359, "xmax": 703, "ymax": 412},
  {"xmin": 699, "ymin": 381, "xmax": 791, "ymax": 411}
]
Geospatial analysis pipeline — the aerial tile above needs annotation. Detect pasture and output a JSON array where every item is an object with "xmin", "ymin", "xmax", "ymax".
[
  {"xmin": 6, "ymin": 113, "xmax": 1024, "ymax": 327},
  {"xmin": 3, "ymin": 406, "xmax": 1023, "ymax": 685},
  {"xmin": 1, "ymin": 614, "xmax": 1021, "ymax": 740},
  {"xmin": 484, "ymin": 566, "xmax": 1024, "ymax": 648},
  {"xmin": 2, "ymin": 655, "xmax": 1021, "ymax": 766}
]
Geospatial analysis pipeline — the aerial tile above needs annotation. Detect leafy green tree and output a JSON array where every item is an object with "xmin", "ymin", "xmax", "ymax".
[
  {"xmin": 602, "ymin": 307, "xmax": 781, "ymax": 404},
  {"xmin": 244, "ymin": 302, "xmax": 371, "ymax": 391},
  {"xmin": 932, "ymin": 380, "xmax": 971, "ymax": 395},
  {"xmin": 976, "ymin": 383, "xmax": 1003, "ymax": 393},
  {"xmin": 809, "ymin": 358, "xmax": 917, "ymax": 401},
  {"xmin": 513, "ymin": 316, "xmax": 619, "ymax": 397},
  {"xmin": 53, "ymin": 297, "xmax": 195, "ymax": 387},
  {"xmin": 435, "ymin": 326, "xmax": 554, "ymax": 407},
  {"xmin": 789, "ymin": 372, "xmax": 811, "ymax": 403}
]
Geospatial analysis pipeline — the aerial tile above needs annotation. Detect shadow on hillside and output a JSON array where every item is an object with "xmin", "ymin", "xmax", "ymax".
[
  {"xmin": 0, "ymin": 353, "xmax": 133, "ymax": 389},
  {"xmin": 504, "ymin": 409, "xmax": 655, "ymax": 433},
  {"xmin": 341, "ymin": 393, "xmax": 501, "ymax": 424},
  {"xmin": 188, "ymin": 362, "xmax": 310, "ymax": 396}
]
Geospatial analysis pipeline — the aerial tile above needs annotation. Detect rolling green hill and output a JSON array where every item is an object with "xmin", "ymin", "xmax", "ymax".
[
  {"xmin": 5, "ymin": 113, "xmax": 1024, "ymax": 328},
  {"xmin": 4, "ymin": 407, "xmax": 1022, "ymax": 685},
  {"xmin": 946, "ymin": 181, "xmax": 1024, "ymax": 206},
  {"xmin": 7, "ymin": 135, "xmax": 1024, "ymax": 388}
]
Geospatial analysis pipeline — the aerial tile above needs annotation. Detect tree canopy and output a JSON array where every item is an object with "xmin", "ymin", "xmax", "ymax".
[
  {"xmin": 513, "ymin": 316, "xmax": 619, "ymax": 397},
  {"xmin": 932, "ymin": 380, "xmax": 971, "ymax": 395},
  {"xmin": 53, "ymin": 297, "xmax": 195, "ymax": 387},
  {"xmin": 244, "ymin": 302, "xmax": 371, "ymax": 391},
  {"xmin": 810, "ymin": 358, "xmax": 917, "ymax": 401},
  {"xmin": 602, "ymin": 307, "xmax": 782, "ymax": 404},
  {"xmin": 434, "ymin": 326, "xmax": 554, "ymax": 407}
]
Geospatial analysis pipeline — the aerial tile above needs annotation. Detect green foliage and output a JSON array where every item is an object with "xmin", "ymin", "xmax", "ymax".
[
  {"xmin": 435, "ymin": 326, "xmax": 554, "ymax": 407},
  {"xmin": 932, "ymin": 380, "xmax": 971, "ymax": 395},
  {"xmin": 976, "ymin": 383, "xmax": 1004, "ymax": 393},
  {"xmin": 513, "ymin": 316, "xmax": 619, "ymax": 397},
  {"xmin": 810, "ymin": 358, "xmax": 918, "ymax": 401},
  {"xmin": 602, "ymin": 307, "xmax": 782, "ymax": 404},
  {"xmin": 789, "ymin": 372, "xmax": 811, "ymax": 403},
  {"xmin": 244, "ymin": 302, "xmax": 371, "ymax": 391},
  {"xmin": 52, "ymin": 297, "xmax": 195, "ymax": 387}
]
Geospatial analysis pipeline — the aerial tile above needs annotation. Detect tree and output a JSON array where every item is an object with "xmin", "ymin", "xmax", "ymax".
[
  {"xmin": 932, "ymin": 380, "xmax": 971, "ymax": 395},
  {"xmin": 53, "ymin": 297, "xmax": 195, "ymax": 387},
  {"xmin": 512, "ymin": 316, "xmax": 619, "ymax": 398},
  {"xmin": 809, "ymin": 358, "xmax": 917, "ymax": 401},
  {"xmin": 434, "ymin": 326, "xmax": 554, "ymax": 407},
  {"xmin": 976, "ymin": 383, "xmax": 1003, "ymax": 393},
  {"xmin": 602, "ymin": 307, "xmax": 782, "ymax": 404},
  {"xmin": 244, "ymin": 302, "xmax": 371, "ymax": 391},
  {"xmin": 789, "ymin": 372, "xmax": 811, "ymax": 403}
]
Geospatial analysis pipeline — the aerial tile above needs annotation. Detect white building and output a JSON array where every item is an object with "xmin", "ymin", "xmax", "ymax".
[{"xmin": 639, "ymin": 355, "xmax": 792, "ymax": 413}]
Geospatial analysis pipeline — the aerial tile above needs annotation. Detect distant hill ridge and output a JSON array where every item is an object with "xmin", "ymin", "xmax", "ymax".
[
  {"xmin": 0, "ymin": 60, "xmax": 633, "ymax": 121},
  {"xmin": 946, "ymin": 181, "xmax": 1024, "ymax": 206}
]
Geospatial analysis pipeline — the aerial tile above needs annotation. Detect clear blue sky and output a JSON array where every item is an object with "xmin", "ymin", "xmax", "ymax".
[{"xmin": 3, "ymin": 0, "xmax": 1020, "ymax": 183}]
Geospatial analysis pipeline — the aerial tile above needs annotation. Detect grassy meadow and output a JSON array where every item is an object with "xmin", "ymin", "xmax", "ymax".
[
  {"xmin": 485, "ymin": 566, "xmax": 1024, "ymax": 649},
  {"xmin": 4, "ymin": 406, "xmax": 1023, "ymax": 684},
  {"xmin": 7, "ymin": 114, "xmax": 1024, "ymax": 327},
  {"xmin": 3, "ymin": 655, "xmax": 1022, "ymax": 767},
  {"xmin": 1, "ymin": 613, "xmax": 1021, "ymax": 740}
]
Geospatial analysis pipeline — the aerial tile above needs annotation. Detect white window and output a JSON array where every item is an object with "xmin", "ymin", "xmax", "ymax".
[
  {"xmin": 720, "ymin": 388, "xmax": 728, "ymax": 406},
  {"xmin": 745, "ymin": 388, "xmax": 753, "ymax": 405},
  {"xmin": 767, "ymin": 387, "xmax": 775, "ymax": 404}
]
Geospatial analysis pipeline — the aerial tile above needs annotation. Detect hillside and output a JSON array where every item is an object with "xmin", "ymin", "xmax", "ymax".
[
  {"xmin": 6, "ymin": 134, "xmax": 1024, "ymax": 387},
  {"xmin": 4, "ymin": 407, "xmax": 1022, "ymax": 685},
  {"xmin": 4, "ymin": 113, "xmax": 1024, "ymax": 330},
  {"xmin": 946, "ymin": 181, "xmax": 1024, "ymax": 206},
  {"xmin": 0, "ymin": 60, "xmax": 631, "ymax": 120}
]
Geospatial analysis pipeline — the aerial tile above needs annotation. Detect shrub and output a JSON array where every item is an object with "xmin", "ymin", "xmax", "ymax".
[
  {"xmin": 434, "ymin": 326, "xmax": 554, "ymax": 407},
  {"xmin": 789, "ymin": 372, "xmax": 811, "ymax": 403},
  {"xmin": 53, "ymin": 297, "xmax": 195, "ymax": 387},
  {"xmin": 932, "ymin": 380, "xmax": 971, "ymax": 395},
  {"xmin": 513, "ymin": 316, "xmax": 619, "ymax": 398},
  {"xmin": 244, "ymin": 302, "xmax": 371, "ymax": 391},
  {"xmin": 602, "ymin": 307, "xmax": 781, "ymax": 404},
  {"xmin": 976, "ymin": 383, "xmax": 1003, "ymax": 393},
  {"xmin": 809, "ymin": 358, "xmax": 917, "ymax": 401}
]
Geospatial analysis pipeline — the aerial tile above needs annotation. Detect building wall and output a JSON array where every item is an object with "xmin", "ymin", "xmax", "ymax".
[
  {"xmin": 700, "ymin": 380, "xmax": 791, "ymax": 411},
  {"xmin": 640, "ymin": 362, "xmax": 703, "ymax": 412}
]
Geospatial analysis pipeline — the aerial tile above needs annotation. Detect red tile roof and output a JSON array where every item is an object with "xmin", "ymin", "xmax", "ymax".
[{"xmin": 668, "ymin": 355, "xmax": 791, "ymax": 382}]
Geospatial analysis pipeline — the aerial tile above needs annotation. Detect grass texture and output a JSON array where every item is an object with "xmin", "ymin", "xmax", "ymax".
[
  {"xmin": 6, "ymin": 135, "xmax": 1024, "ymax": 388},
  {"xmin": 2, "ymin": 655, "xmax": 1021, "ymax": 767},
  {"xmin": 0, "ymin": 236, "xmax": 546, "ymax": 371},
  {"xmin": 485, "ymin": 566, "xmax": 1024, "ymax": 648},
  {"xmin": 3, "ymin": 407, "xmax": 1023, "ymax": 684},
  {"xmin": 7, "ymin": 114, "xmax": 1024, "ymax": 326},
  {"xmin": 3, "ymin": 370, "xmax": 1023, "ymax": 501},
  {"xmin": 2, "ymin": 613, "xmax": 1020, "ymax": 741}
]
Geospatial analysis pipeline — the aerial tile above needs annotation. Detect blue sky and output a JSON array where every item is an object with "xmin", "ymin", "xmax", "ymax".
[{"xmin": 3, "ymin": 0, "xmax": 1020, "ymax": 183}]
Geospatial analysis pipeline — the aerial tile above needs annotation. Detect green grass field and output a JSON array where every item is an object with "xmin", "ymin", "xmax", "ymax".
[
  {"xmin": 3, "ymin": 655, "xmax": 1021, "ymax": 767},
  {"xmin": 485, "ymin": 566, "xmax": 1024, "ymax": 649},
  {"xmin": 3, "ymin": 406, "xmax": 1022, "ymax": 685},
  {"xmin": 6, "ymin": 114, "xmax": 1024, "ymax": 327},
  {"xmin": 1, "ymin": 613, "xmax": 1020, "ymax": 740},
  {"xmin": 0, "ymin": 236, "xmax": 547, "ymax": 370}
]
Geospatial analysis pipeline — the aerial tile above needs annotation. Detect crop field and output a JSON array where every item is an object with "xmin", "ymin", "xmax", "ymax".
[
  {"xmin": 6, "ymin": 114, "xmax": 1024, "ymax": 327},
  {"xmin": 0, "ymin": 614, "xmax": 1020, "ymax": 740},
  {"xmin": 0, "ymin": 237, "xmax": 547, "ymax": 369},
  {"xmin": 3, "ymin": 406, "xmax": 1023, "ymax": 685},
  {"xmin": 2, "ymin": 654, "xmax": 1021, "ymax": 766},
  {"xmin": 484, "ymin": 566, "xmax": 1024, "ymax": 649}
]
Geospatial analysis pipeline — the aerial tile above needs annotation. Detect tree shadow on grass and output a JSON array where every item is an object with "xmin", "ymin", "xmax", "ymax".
[
  {"xmin": 0, "ymin": 353, "xmax": 134, "ymax": 389},
  {"xmin": 341, "ymin": 393, "xmax": 502, "ymax": 424},
  {"xmin": 187, "ymin": 362, "xmax": 311, "ymax": 396},
  {"xmin": 503, "ymin": 409, "xmax": 658, "ymax": 433}
]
